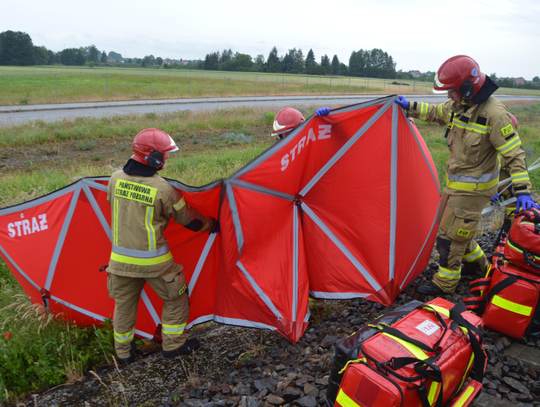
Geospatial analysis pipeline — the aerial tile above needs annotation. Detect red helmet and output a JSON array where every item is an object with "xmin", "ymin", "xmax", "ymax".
[
  {"xmin": 271, "ymin": 108, "xmax": 305, "ymax": 138},
  {"xmin": 433, "ymin": 55, "xmax": 486, "ymax": 100},
  {"xmin": 509, "ymin": 113, "xmax": 518, "ymax": 129},
  {"xmin": 131, "ymin": 128, "xmax": 179, "ymax": 169}
]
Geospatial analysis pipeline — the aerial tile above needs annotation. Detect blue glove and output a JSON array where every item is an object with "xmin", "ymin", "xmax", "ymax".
[
  {"xmin": 209, "ymin": 219, "xmax": 220, "ymax": 234},
  {"xmin": 516, "ymin": 195, "xmax": 540, "ymax": 212},
  {"xmin": 490, "ymin": 193, "xmax": 500, "ymax": 203},
  {"xmin": 394, "ymin": 96, "xmax": 409, "ymax": 110},
  {"xmin": 316, "ymin": 107, "xmax": 330, "ymax": 116}
]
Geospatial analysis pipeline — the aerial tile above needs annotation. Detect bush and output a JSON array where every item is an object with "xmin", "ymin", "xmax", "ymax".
[{"xmin": 0, "ymin": 289, "xmax": 116, "ymax": 404}]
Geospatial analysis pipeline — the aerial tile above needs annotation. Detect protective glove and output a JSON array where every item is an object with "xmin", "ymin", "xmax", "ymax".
[
  {"xmin": 490, "ymin": 193, "xmax": 500, "ymax": 203},
  {"xmin": 394, "ymin": 96, "xmax": 409, "ymax": 110},
  {"xmin": 209, "ymin": 219, "xmax": 220, "ymax": 234},
  {"xmin": 516, "ymin": 195, "xmax": 540, "ymax": 212},
  {"xmin": 316, "ymin": 107, "xmax": 330, "ymax": 116}
]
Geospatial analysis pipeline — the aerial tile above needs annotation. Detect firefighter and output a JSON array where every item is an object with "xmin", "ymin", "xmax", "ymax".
[
  {"xmin": 107, "ymin": 128, "xmax": 219, "ymax": 365},
  {"xmin": 271, "ymin": 106, "xmax": 329, "ymax": 316},
  {"xmin": 394, "ymin": 55, "xmax": 539, "ymax": 296}
]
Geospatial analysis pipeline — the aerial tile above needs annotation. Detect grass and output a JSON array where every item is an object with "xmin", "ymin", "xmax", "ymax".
[
  {"xmin": 0, "ymin": 102, "xmax": 539, "ymax": 403},
  {"xmin": 1, "ymin": 65, "xmax": 537, "ymax": 106},
  {"xmin": 0, "ymin": 259, "xmax": 117, "ymax": 404}
]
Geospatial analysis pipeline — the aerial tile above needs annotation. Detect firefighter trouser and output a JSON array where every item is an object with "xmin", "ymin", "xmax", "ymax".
[
  {"xmin": 107, "ymin": 265, "xmax": 189, "ymax": 359},
  {"xmin": 309, "ymin": 296, "xmax": 325, "ymax": 315},
  {"xmin": 432, "ymin": 193, "xmax": 491, "ymax": 293}
]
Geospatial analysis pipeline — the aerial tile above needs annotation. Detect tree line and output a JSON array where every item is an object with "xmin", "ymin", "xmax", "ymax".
[
  {"xmin": 0, "ymin": 30, "xmax": 398, "ymax": 78},
  {"xmin": 202, "ymin": 46, "xmax": 397, "ymax": 79},
  {"xmin": 1, "ymin": 30, "xmax": 538, "ymax": 87}
]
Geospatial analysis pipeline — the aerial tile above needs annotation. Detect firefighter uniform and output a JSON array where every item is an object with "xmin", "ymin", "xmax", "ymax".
[
  {"xmin": 408, "ymin": 96, "xmax": 532, "ymax": 293},
  {"xmin": 107, "ymin": 163, "xmax": 215, "ymax": 359}
]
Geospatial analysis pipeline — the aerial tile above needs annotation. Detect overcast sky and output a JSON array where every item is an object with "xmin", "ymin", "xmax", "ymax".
[{"xmin": 3, "ymin": 0, "xmax": 540, "ymax": 80}]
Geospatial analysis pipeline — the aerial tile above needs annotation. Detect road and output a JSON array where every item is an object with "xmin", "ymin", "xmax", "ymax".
[{"xmin": 1, "ymin": 94, "xmax": 539, "ymax": 127}]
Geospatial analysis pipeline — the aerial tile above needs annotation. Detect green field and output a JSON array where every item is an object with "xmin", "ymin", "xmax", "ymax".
[
  {"xmin": 1, "ymin": 65, "xmax": 538, "ymax": 106},
  {"xmin": 0, "ymin": 101, "xmax": 539, "ymax": 404}
]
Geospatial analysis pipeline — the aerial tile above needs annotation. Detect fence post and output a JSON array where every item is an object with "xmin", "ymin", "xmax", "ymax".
[
  {"xmin": 329, "ymin": 77, "xmax": 332, "ymax": 93},
  {"xmin": 413, "ymin": 81, "xmax": 416, "ymax": 92},
  {"xmin": 367, "ymin": 78, "xmax": 369, "ymax": 91},
  {"xmin": 106, "ymin": 73, "xmax": 108, "ymax": 96},
  {"xmin": 255, "ymin": 75, "xmax": 257, "ymax": 94},
  {"xmin": 189, "ymin": 76, "xmax": 191, "ymax": 94},
  {"xmin": 150, "ymin": 73, "xmax": 152, "ymax": 97},
  {"xmin": 55, "ymin": 74, "xmax": 58, "ymax": 97},
  {"xmin": 224, "ymin": 77, "xmax": 226, "ymax": 93},
  {"xmin": 282, "ymin": 76, "xmax": 284, "ymax": 92},
  {"xmin": 348, "ymin": 78, "xmax": 351, "ymax": 92},
  {"xmin": 306, "ymin": 78, "xmax": 309, "ymax": 92}
]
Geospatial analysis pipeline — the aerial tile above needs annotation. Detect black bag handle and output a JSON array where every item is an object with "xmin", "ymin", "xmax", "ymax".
[
  {"xmin": 523, "ymin": 248, "xmax": 540, "ymax": 270},
  {"xmin": 474, "ymin": 275, "xmax": 517, "ymax": 315}
]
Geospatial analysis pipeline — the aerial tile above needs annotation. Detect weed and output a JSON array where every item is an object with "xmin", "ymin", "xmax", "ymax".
[
  {"xmin": 0, "ymin": 294, "xmax": 116, "ymax": 403},
  {"xmin": 76, "ymin": 140, "xmax": 95, "ymax": 151},
  {"xmin": 178, "ymin": 354, "xmax": 203, "ymax": 389},
  {"xmin": 43, "ymin": 145, "xmax": 60, "ymax": 155},
  {"xmin": 89, "ymin": 368, "xmax": 129, "ymax": 407},
  {"xmin": 237, "ymin": 332, "xmax": 265, "ymax": 361},
  {"xmin": 93, "ymin": 155, "xmax": 101, "ymax": 161}
]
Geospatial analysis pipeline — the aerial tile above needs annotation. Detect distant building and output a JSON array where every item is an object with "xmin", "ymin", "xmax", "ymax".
[
  {"xmin": 410, "ymin": 70, "xmax": 423, "ymax": 78},
  {"xmin": 497, "ymin": 77, "xmax": 527, "ymax": 85}
]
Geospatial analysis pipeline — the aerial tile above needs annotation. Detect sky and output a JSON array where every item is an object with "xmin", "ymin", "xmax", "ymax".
[{"xmin": 3, "ymin": 0, "xmax": 540, "ymax": 80}]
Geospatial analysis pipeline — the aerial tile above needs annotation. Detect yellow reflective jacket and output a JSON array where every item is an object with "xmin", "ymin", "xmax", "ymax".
[
  {"xmin": 107, "ymin": 170, "xmax": 215, "ymax": 278},
  {"xmin": 408, "ymin": 96, "xmax": 531, "ymax": 197}
]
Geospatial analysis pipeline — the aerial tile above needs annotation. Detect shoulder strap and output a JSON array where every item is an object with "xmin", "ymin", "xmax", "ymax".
[{"xmin": 444, "ymin": 112, "xmax": 455, "ymax": 138}]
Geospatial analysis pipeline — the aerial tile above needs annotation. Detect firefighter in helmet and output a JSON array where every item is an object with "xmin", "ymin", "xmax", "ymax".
[
  {"xmin": 271, "ymin": 106, "xmax": 330, "ymax": 316},
  {"xmin": 107, "ymin": 128, "xmax": 219, "ymax": 365},
  {"xmin": 395, "ymin": 55, "xmax": 539, "ymax": 296}
]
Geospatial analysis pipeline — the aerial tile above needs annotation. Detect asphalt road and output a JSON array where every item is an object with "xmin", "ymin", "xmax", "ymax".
[{"xmin": 1, "ymin": 94, "xmax": 539, "ymax": 127}]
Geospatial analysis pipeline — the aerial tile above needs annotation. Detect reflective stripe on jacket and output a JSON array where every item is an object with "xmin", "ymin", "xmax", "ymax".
[
  {"xmin": 408, "ymin": 97, "xmax": 531, "ymax": 197},
  {"xmin": 107, "ymin": 171, "xmax": 214, "ymax": 277}
]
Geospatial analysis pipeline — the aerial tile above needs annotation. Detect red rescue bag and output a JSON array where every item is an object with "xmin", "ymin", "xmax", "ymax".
[
  {"xmin": 504, "ymin": 209, "xmax": 540, "ymax": 273},
  {"xmin": 465, "ymin": 246, "xmax": 540, "ymax": 339},
  {"xmin": 330, "ymin": 298, "xmax": 486, "ymax": 407}
]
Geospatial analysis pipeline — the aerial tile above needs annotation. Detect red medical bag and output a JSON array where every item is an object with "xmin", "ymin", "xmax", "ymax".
[
  {"xmin": 331, "ymin": 298, "xmax": 485, "ymax": 407},
  {"xmin": 465, "ymin": 248, "xmax": 540, "ymax": 339},
  {"xmin": 504, "ymin": 208, "xmax": 540, "ymax": 273}
]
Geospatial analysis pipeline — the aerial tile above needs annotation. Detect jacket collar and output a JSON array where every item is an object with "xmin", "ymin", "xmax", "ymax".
[{"xmin": 123, "ymin": 159, "xmax": 157, "ymax": 177}]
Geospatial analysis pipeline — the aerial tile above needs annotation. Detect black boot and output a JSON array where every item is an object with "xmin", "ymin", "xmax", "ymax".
[
  {"xmin": 461, "ymin": 262, "xmax": 482, "ymax": 277},
  {"xmin": 118, "ymin": 340, "xmax": 138, "ymax": 367},
  {"xmin": 163, "ymin": 338, "xmax": 201, "ymax": 359},
  {"xmin": 416, "ymin": 282, "xmax": 446, "ymax": 296}
]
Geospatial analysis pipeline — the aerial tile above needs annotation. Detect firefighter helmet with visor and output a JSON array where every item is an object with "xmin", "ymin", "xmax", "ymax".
[
  {"xmin": 131, "ymin": 128, "xmax": 179, "ymax": 169},
  {"xmin": 433, "ymin": 55, "xmax": 486, "ymax": 100},
  {"xmin": 271, "ymin": 108, "xmax": 305, "ymax": 139}
]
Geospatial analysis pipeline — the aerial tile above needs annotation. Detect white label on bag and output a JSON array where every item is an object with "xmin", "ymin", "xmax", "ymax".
[{"xmin": 416, "ymin": 320, "xmax": 440, "ymax": 336}]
